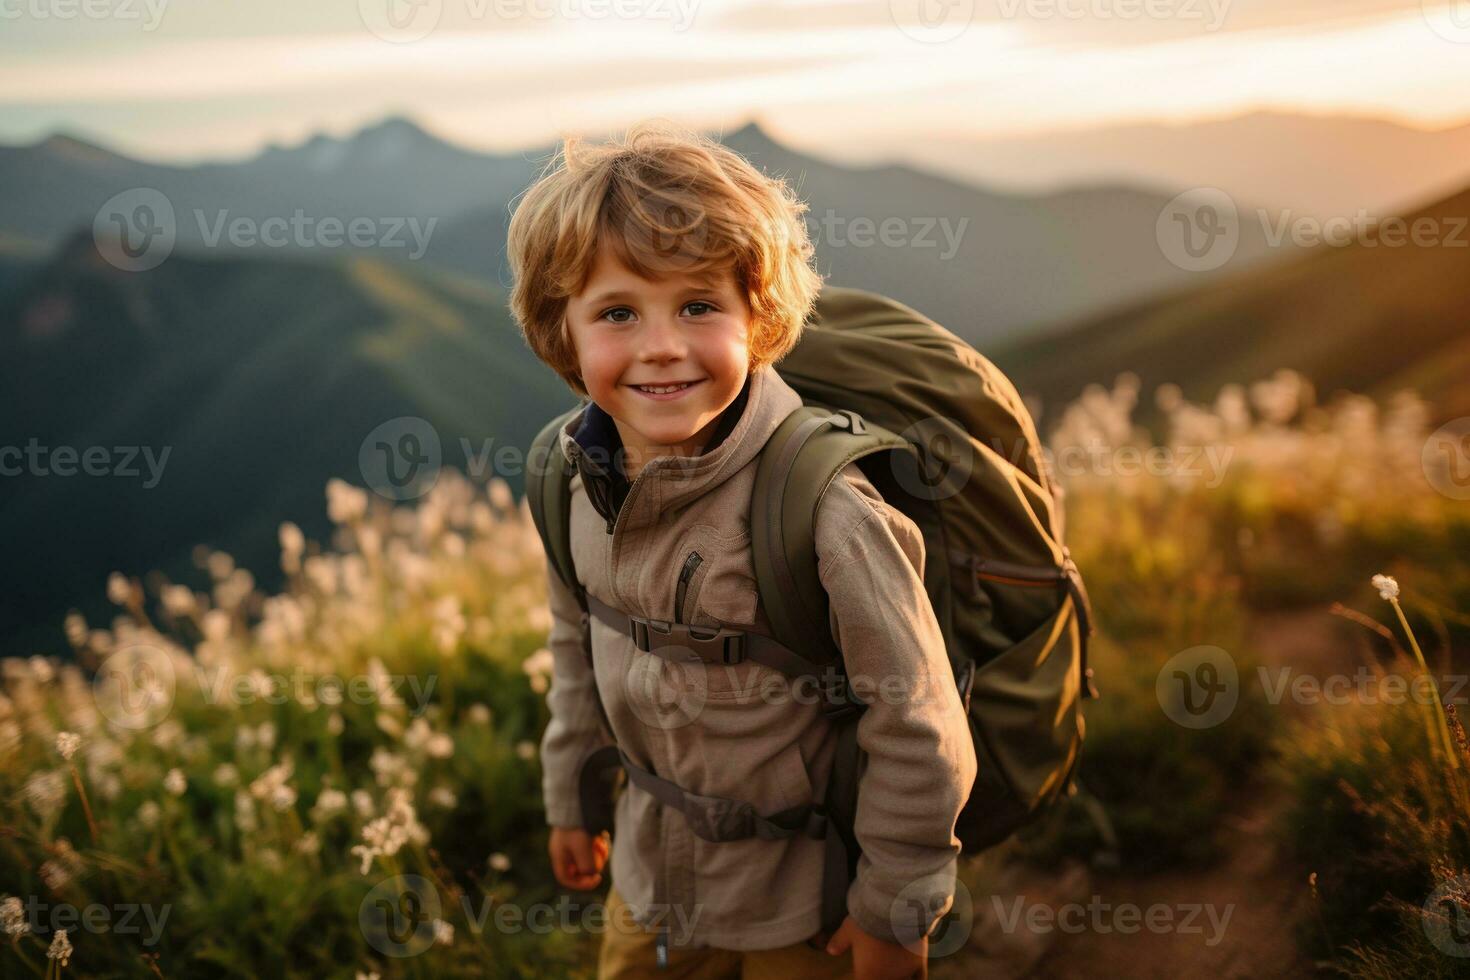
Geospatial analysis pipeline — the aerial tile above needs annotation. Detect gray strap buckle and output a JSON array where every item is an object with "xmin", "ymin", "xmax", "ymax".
[{"xmin": 630, "ymin": 617, "xmax": 747, "ymax": 665}]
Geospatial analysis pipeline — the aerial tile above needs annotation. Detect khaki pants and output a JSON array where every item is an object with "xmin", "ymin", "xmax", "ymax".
[{"xmin": 597, "ymin": 885, "xmax": 856, "ymax": 980}]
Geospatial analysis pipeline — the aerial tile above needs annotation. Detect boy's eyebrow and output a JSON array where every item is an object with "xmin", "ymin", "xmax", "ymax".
[{"xmin": 581, "ymin": 277, "xmax": 728, "ymax": 307}]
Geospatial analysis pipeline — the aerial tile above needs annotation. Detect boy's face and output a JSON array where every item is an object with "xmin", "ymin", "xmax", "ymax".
[{"xmin": 564, "ymin": 244, "xmax": 752, "ymax": 472}]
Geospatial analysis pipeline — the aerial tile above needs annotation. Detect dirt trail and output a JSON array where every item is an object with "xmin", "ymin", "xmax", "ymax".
[{"xmin": 933, "ymin": 606, "xmax": 1355, "ymax": 979}]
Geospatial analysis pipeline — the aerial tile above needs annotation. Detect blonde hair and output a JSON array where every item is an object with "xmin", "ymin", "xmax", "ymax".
[{"xmin": 506, "ymin": 119, "xmax": 824, "ymax": 398}]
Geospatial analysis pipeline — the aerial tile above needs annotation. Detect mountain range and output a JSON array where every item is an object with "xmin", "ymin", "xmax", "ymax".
[
  {"xmin": 0, "ymin": 117, "xmax": 1291, "ymax": 345},
  {"xmin": 844, "ymin": 112, "xmax": 1470, "ymax": 223}
]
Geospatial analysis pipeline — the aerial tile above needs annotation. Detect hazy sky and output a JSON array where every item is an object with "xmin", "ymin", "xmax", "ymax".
[{"xmin": 2, "ymin": 0, "xmax": 1468, "ymax": 163}]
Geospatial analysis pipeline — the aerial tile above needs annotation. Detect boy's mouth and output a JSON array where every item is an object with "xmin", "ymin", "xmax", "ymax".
[{"xmin": 626, "ymin": 379, "xmax": 705, "ymax": 401}]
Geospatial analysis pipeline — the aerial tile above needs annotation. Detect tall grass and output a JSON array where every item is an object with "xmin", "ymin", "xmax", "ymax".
[
  {"xmin": 1282, "ymin": 579, "xmax": 1470, "ymax": 977},
  {"xmin": 2, "ymin": 368, "xmax": 1467, "ymax": 976},
  {"xmin": 1, "ymin": 474, "xmax": 598, "ymax": 978}
]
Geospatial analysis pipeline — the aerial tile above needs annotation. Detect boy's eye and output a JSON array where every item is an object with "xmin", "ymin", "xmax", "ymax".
[{"xmin": 598, "ymin": 301, "xmax": 717, "ymax": 324}]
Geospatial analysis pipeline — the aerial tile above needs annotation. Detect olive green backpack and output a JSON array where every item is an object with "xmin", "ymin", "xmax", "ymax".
[{"xmin": 528, "ymin": 284, "xmax": 1097, "ymax": 939}]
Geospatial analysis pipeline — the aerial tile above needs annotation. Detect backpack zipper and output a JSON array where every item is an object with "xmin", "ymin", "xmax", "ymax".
[{"xmin": 674, "ymin": 551, "xmax": 704, "ymax": 624}]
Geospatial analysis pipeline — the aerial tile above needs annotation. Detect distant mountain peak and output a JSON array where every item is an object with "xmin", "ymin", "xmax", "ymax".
[
  {"xmin": 255, "ymin": 114, "xmax": 444, "ymax": 173},
  {"xmin": 34, "ymin": 132, "xmax": 126, "ymax": 167}
]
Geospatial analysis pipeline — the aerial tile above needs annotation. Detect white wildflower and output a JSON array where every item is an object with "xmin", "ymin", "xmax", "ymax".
[
  {"xmin": 1372, "ymin": 574, "xmax": 1400, "ymax": 601},
  {"xmin": 279, "ymin": 521, "xmax": 305, "ymax": 562},
  {"xmin": 349, "ymin": 787, "xmax": 429, "ymax": 875},
  {"xmin": 327, "ymin": 712, "xmax": 344, "ymax": 736},
  {"xmin": 432, "ymin": 918, "xmax": 454, "ymax": 946},
  {"xmin": 515, "ymin": 740, "xmax": 536, "ymax": 761},
  {"xmin": 47, "ymin": 927, "xmax": 72, "ymax": 966},
  {"xmin": 352, "ymin": 789, "xmax": 375, "ymax": 819},
  {"xmin": 137, "ymin": 800, "xmax": 161, "ymax": 830},
  {"xmin": 466, "ymin": 704, "xmax": 491, "ymax": 725},
  {"xmin": 164, "ymin": 768, "xmax": 187, "ymax": 796},
  {"xmin": 375, "ymin": 712, "xmax": 404, "ymax": 740},
  {"xmin": 107, "ymin": 572, "xmax": 131, "ymax": 606},
  {"xmin": 234, "ymin": 791, "xmax": 257, "ymax": 833},
  {"xmin": 294, "ymin": 831, "xmax": 320, "ymax": 856},
  {"xmin": 63, "ymin": 612, "xmax": 88, "ymax": 649},
  {"xmin": 523, "ymin": 647, "xmax": 554, "ymax": 694},
  {"xmin": 151, "ymin": 720, "xmax": 184, "ymax": 752},
  {"xmin": 270, "ymin": 783, "xmax": 298, "ymax": 813},
  {"xmin": 431, "ymin": 595, "xmax": 466, "ymax": 654},
  {"xmin": 29, "ymin": 656, "xmax": 55, "ymax": 685},
  {"xmin": 207, "ymin": 550, "xmax": 235, "ymax": 582},
  {"xmin": 327, "ymin": 478, "xmax": 369, "ymax": 524},
  {"xmin": 248, "ymin": 762, "xmax": 295, "ymax": 811},
  {"xmin": 428, "ymin": 786, "xmax": 457, "ymax": 809},
  {"xmin": 213, "ymin": 763, "xmax": 239, "ymax": 787},
  {"xmin": 55, "ymin": 731, "xmax": 81, "ymax": 761},
  {"xmin": 161, "ymin": 584, "xmax": 196, "ymax": 617},
  {"xmin": 488, "ymin": 852, "xmax": 511, "ymax": 873},
  {"xmin": 39, "ymin": 859, "xmax": 71, "ymax": 890},
  {"xmin": 488, "ymin": 477, "xmax": 513, "ymax": 513},
  {"xmin": 311, "ymin": 788, "xmax": 348, "ymax": 822},
  {"xmin": 23, "ymin": 770, "xmax": 67, "ymax": 819},
  {"xmin": 2, "ymin": 896, "xmax": 29, "ymax": 936}
]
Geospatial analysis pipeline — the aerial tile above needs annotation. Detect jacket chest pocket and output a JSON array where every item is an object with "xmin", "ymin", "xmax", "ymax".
[
  {"xmin": 675, "ymin": 550, "xmax": 710, "ymax": 627},
  {"xmin": 669, "ymin": 539, "xmax": 775, "ymax": 701}
]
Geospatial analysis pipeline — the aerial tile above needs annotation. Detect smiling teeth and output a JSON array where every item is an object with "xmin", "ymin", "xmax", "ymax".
[{"xmin": 637, "ymin": 383, "xmax": 691, "ymax": 394}]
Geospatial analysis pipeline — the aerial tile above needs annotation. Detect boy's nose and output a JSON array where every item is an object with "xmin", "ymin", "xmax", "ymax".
[{"xmin": 636, "ymin": 316, "xmax": 688, "ymax": 361}]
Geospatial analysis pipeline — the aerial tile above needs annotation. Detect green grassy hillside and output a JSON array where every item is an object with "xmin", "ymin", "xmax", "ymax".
[
  {"xmin": 0, "ymin": 233, "xmax": 574, "ymax": 658},
  {"xmin": 994, "ymin": 185, "xmax": 1470, "ymax": 430}
]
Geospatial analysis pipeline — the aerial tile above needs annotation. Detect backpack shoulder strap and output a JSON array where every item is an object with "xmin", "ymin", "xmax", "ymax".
[
  {"xmin": 750, "ymin": 405, "xmax": 913, "ymax": 668},
  {"xmin": 527, "ymin": 406, "xmax": 586, "ymax": 606}
]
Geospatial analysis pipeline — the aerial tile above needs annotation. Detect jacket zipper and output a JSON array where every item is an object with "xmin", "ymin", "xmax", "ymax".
[{"xmin": 674, "ymin": 551, "xmax": 703, "ymax": 624}]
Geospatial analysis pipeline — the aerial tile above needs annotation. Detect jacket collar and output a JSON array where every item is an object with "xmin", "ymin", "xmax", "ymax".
[{"xmin": 556, "ymin": 365, "xmax": 803, "ymax": 529}]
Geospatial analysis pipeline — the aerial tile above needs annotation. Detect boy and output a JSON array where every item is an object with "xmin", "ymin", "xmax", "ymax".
[{"xmin": 507, "ymin": 121, "xmax": 977, "ymax": 980}]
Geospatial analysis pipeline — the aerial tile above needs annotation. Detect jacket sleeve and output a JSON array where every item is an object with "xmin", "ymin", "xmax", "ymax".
[
  {"xmin": 816, "ymin": 472, "xmax": 978, "ymax": 947},
  {"xmin": 538, "ymin": 559, "xmax": 615, "ymax": 829}
]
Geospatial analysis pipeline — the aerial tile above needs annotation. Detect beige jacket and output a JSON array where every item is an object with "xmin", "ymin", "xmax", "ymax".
[{"xmin": 538, "ymin": 363, "xmax": 977, "ymax": 951}]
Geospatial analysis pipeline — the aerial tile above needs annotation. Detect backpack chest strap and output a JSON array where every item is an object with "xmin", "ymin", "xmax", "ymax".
[
  {"xmin": 618, "ymin": 748, "xmax": 829, "ymax": 843},
  {"xmin": 585, "ymin": 592, "xmax": 836, "ymax": 686}
]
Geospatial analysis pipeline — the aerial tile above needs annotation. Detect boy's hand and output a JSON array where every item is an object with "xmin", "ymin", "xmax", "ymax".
[
  {"xmin": 548, "ymin": 827, "xmax": 609, "ymax": 890},
  {"xmin": 824, "ymin": 915, "xmax": 927, "ymax": 979}
]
